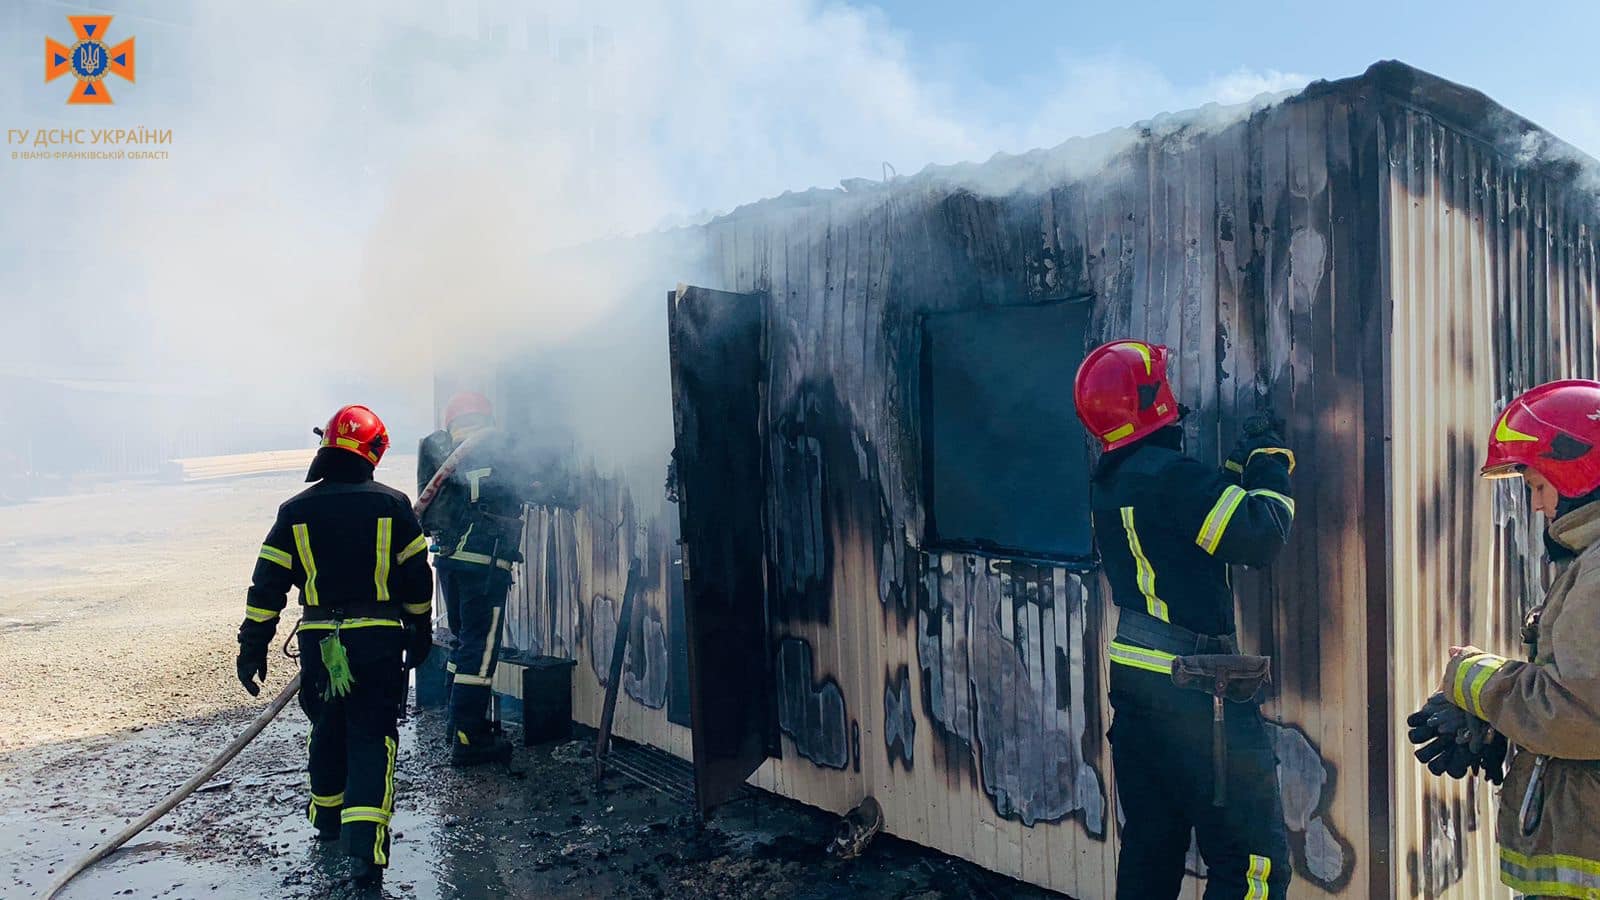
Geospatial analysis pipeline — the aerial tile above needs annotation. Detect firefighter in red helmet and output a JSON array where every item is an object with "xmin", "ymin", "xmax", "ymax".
[
  {"xmin": 1074, "ymin": 340, "xmax": 1295, "ymax": 899},
  {"xmin": 235, "ymin": 405, "xmax": 433, "ymax": 888},
  {"xmin": 417, "ymin": 391, "xmax": 572, "ymax": 766},
  {"xmin": 1410, "ymin": 380, "xmax": 1600, "ymax": 899}
]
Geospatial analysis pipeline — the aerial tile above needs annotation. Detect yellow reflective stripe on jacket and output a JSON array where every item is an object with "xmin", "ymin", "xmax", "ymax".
[
  {"xmin": 1245, "ymin": 854, "xmax": 1272, "ymax": 898},
  {"xmin": 298, "ymin": 617, "xmax": 405, "ymax": 631},
  {"xmin": 1196, "ymin": 485, "xmax": 1248, "ymax": 555},
  {"xmin": 465, "ymin": 467, "xmax": 492, "ymax": 502},
  {"xmin": 1108, "ymin": 640, "xmax": 1178, "ymax": 675},
  {"xmin": 244, "ymin": 605, "xmax": 279, "ymax": 623},
  {"xmin": 1500, "ymin": 847, "xmax": 1600, "ymax": 896},
  {"xmin": 1451, "ymin": 652, "xmax": 1509, "ymax": 718},
  {"xmin": 310, "ymin": 792, "xmax": 345, "ymax": 808},
  {"xmin": 1249, "ymin": 489, "xmax": 1296, "ymax": 519},
  {"xmin": 292, "ymin": 523, "xmax": 319, "ymax": 606},
  {"xmin": 1247, "ymin": 447, "xmax": 1296, "ymax": 474},
  {"xmin": 396, "ymin": 533, "xmax": 428, "ymax": 565},
  {"xmin": 453, "ymin": 673, "xmax": 492, "ymax": 686},
  {"xmin": 374, "ymin": 517, "xmax": 393, "ymax": 603},
  {"xmin": 403, "ymin": 601, "xmax": 432, "ymax": 616},
  {"xmin": 1120, "ymin": 507, "xmax": 1168, "ymax": 621},
  {"xmin": 444, "ymin": 549, "xmax": 514, "ymax": 570},
  {"xmin": 258, "ymin": 544, "xmax": 293, "ymax": 569}
]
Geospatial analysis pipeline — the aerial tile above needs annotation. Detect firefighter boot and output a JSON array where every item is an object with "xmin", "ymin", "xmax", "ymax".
[
  {"xmin": 450, "ymin": 723, "xmax": 513, "ymax": 767},
  {"xmin": 351, "ymin": 858, "xmax": 384, "ymax": 889}
]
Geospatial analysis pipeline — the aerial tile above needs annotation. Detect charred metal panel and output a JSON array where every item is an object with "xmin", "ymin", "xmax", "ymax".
[
  {"xmin": 1384, "ymin": 96, "xmax": 1600, "ymax": 900},
  {"xmin": 667, "ymin": 285, "xmax": 777, "ymax": 817},
  {"xmin": 919, "ymin": 299, "xmax": 1096, "ymax": 566},
  {"xmin": 666, "ymin": 549, "xmax": 691, "ymax": 726},
  {"xmin": 775, "ymin": 636, "xmax": 850, "ymax": 768},
  {"xmin": 883, "ymin": 665, "xmax": 916, "ymax": 769}
]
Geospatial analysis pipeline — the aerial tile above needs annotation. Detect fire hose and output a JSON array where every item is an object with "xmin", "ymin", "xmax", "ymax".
[
  {"xmin": 413, "ymin": 431, "xmax": 484, "ymax": 520},
  {"xmin": 40, "ymin": 675, "xmax": 302, "ymax": 900}
]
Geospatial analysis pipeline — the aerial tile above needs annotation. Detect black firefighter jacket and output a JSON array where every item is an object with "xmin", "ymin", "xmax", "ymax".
[
  {"xmin": 243, "ymin": 477, "xmax": 434, "ymax": 633},
  {"xmin": 1092, "ymin": 439, "xmax": 1295, "ymax": 676},
  {"xmin": 416, "ymin": 426, "xmax": 572, "ymax": 573}
]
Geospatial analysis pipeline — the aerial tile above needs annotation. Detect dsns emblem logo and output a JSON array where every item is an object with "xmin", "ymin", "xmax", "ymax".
[{"xmin": 45, "ymin": 16, "xmax": 135, "ymax": 105}]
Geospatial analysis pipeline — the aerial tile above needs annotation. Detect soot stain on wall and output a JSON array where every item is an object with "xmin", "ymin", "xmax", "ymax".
[
  {"xmin": 884, "ymin": 664, "xmax": 916, "ymax": 770},
  {"xmin": 769, "ymin": 378, "xmax": 907, "ymax": 626},
  {"xmin": 1266, "ymin": 722, "xmax": 1354, "ymax": 890},
  {"xmin": 586, "ymin": 592, "xmax": 670, "ymax": 709},
  {"xmin": 624, "ymin": 606, "xmax": 670, "ymax": 710},
  {"xmin": 1406, "ymin": 792, "xmax": 1467, "ymax": 898},
  {"xmin": 917, "ymin": 555, "xmax": 1106, "ymax": 834},
  {"xmin": 776, "ymin": 637, "xmax": 850, "ymax": 769}
]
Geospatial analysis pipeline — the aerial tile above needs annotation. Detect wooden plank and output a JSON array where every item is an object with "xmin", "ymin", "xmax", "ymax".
[
  {"xmin": 1018, "ymin": 567, "xmax": 1050, "ymax": 888},
  {"xmin": 1190, "ymin": 126, "xmax": 1220, "ymax": 460},
  {"xmin": 1129, "ymin": 144, "xmax": 1154, "ymax": 340},
  {"xmin": 963, "ymin": 555, "xmax": 997, "ymax": 874},
  {"xmin": 1046, "ymin": 567, "xmax": 1071, "ymax": 891}
]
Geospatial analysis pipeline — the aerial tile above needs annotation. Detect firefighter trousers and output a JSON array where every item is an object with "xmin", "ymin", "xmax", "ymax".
[
  {"xmin": 297, "ymin": 623, "xmax": 406, "ymax": 867},
  {"xmin": 1110, "ymin": 669, "xmax": 1292, "ymax": 899},
  {"xmin": 439, "ymin": 565, "xmax": 512, "ymax": 738}
]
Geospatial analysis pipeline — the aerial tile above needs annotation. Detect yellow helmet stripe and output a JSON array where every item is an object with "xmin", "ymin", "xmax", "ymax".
[
  {"xmin": 1114, "ymin": 341, "xmax": 1153, "ymax": 375},
  {"xmin": 1495, "ymin": 415, "xmax": 1538, "ymax": 443}
]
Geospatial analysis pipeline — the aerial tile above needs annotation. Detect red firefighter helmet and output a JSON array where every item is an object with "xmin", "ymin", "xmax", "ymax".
[
  {"xmin": 1073, "ymin": 339, "xmax": 1181, "ymax": 452},
  {"xmin": 1482, "ymin": 379, "xmax": 1600, "ymax": 498},
  {"xmin": 442, "ymin": 391, "xmax": 494, "ymax": 430},
  {"xmin": 316, "ymin": 404, "xmax": 389, "ymax": 466}
]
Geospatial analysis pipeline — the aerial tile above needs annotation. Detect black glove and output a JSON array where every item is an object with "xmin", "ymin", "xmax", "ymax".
[
  {"xmin": 236, "ymin": 619, "xmax": 273, "ymax": 697},
  {"xmin": 1226, "ymin": 414, "xmax": 1289, "ymax": 473},
  {"xmin": 404, "ymin": 622, "xmax": 434, "ymax": 671},
  {"xmin": 1406, "ymin": 693, "xmax": 1457, "ymax": 743},
  {"xmin": 1407, "ymin": 692, "xmax": 1500, "ymax": 781},
  {"xmin": 1479, "ymin": 730, "xmax": 1508, "ymax": 785}
]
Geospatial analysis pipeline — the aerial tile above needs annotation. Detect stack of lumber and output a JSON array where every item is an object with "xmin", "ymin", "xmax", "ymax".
[{"xmin": 165, "ymin": 449, "xmax": 315, "ymax": 482}]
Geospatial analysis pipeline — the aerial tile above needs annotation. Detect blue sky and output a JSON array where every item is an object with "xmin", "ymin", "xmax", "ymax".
[{"xmin": 863, "ymin": 0, "xmax": 1600, "ymax": 158}]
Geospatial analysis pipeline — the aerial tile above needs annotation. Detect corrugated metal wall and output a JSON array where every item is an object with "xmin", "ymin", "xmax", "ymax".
[
  {"xmin": 499, "ymin": 469, "xmax": 694, "ymax": 763},
  {"xmin": 494, "ymin": 62, "xmax": 1600, "ymax": 899},
  {"xmin": 674, "ymin": 79, "xmax": 1388, "ymax": 898},
  {"xmin": 1384, "ymin": 104, "xmax": 1600, "ymax": 900}
]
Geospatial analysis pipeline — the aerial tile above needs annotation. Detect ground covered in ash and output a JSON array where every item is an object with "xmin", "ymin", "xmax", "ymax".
[{"xmin": 0, "ymin": 474, "xmax": 1060, "ymax": 900}]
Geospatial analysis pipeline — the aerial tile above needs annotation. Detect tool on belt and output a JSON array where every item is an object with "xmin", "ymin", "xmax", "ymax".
[
  {"xmin": 1519, "ymin": 754, "xmax": 1549, "ymax": 836},
  {"xmin": 1114, "ymin": 609, "xmax": 1272, "ymax": 807},
  {"xmin": 1171, "ymin": 654, "xmax": 1273, "ymax": 806}
]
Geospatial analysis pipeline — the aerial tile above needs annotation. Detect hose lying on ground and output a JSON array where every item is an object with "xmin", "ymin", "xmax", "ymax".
[{"xmin": 41, "ymin": 674, "xmax": 302, "ymax": 900}]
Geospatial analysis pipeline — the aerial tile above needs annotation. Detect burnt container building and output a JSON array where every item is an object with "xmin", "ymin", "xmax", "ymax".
[{"xmin": 466, "ymin": 62, "xmax": 1600, "ymax": 899}]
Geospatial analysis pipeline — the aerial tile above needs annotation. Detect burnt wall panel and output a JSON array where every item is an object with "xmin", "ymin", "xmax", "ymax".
[{"xmin": 1385, "ymin": 105, "xmax": 1600, "ymax": 900}]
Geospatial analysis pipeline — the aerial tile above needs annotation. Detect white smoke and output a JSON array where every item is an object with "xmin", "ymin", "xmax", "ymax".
[{"xmin": 0, "ymin": 0, "xmax": 1318, "ymax": 487}]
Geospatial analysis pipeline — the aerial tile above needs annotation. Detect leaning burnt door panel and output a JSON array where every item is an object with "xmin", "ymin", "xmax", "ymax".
[{"xmin": 666, "ymin": 285, "xmax": 775, "ymax": 818}]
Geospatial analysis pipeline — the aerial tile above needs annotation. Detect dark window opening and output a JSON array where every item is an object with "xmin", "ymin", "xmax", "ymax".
[{"xmin": 920, "ymin": 298, "xmax": 1096, "ymax": 569}]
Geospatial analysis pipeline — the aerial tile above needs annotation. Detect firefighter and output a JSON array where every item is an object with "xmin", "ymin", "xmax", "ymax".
[
  {"xmin": 235, "ymin": 405, "xmax": 433, "ymax": 888},
  {"xmin": 417, "ymin": 391, "xmax": 569, "ymax": 766},
  {"xmin": 1073, "ymin": 340, "xmax": 1296, "ymax": 899},
  {"xmin": 1430, "ymin": 379, "xmax": 1600, "ymax": 899}
]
